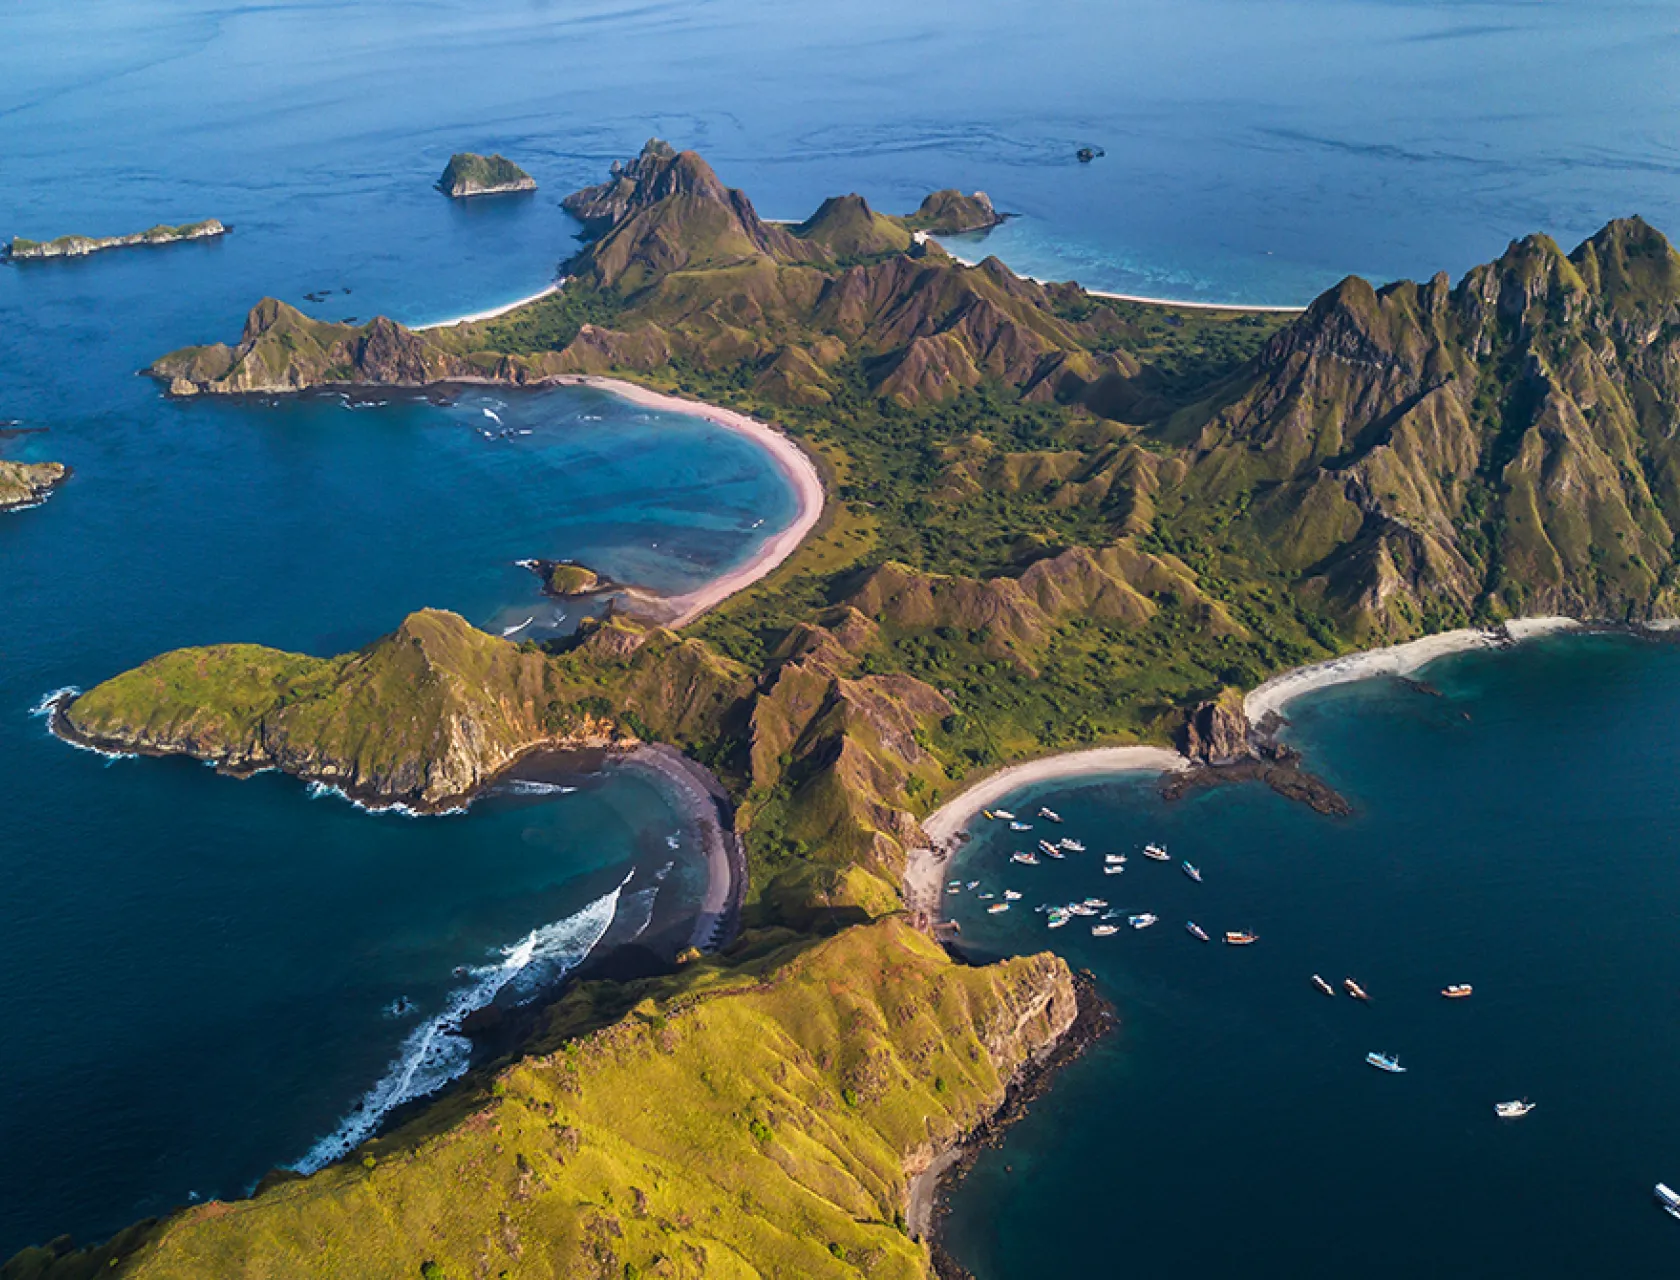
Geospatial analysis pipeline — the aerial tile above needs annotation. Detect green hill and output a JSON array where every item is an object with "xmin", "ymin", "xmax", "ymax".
[{"xmin": 437, "ymin": 152, "xmax": 535, "ymax": 198}]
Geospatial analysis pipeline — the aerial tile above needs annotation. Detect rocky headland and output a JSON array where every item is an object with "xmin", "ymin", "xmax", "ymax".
[
  {"xmin": 6, "ymin": 220, "xmax": 225, "ymax": 261},
  {"xmin": 519, "ymin": 557, "xmax": 605, "ymax": 597},
  {"xmin": 436, "ymin": 152, "xmax": 536, "ymax": 198},
  {"xmin": 0, "ymin": 459, "xmax": 69, "ymax": 511}
]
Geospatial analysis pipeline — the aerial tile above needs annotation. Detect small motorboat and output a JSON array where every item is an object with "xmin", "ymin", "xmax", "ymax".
[
  {"xmin": 1038, "ymin": 807, "xmax": 1062, "ymax": 823},
  {"xmin": 1061, "ymin": 839, "xmax": 1086, "ymax": 853},
  {"xmin": 1047, "ymin": 913, "xmax": 1069, "ymax": 929},
  {"xmin": 1038, "ymin": 840, "xmax": 1059, "ymax": 855},
  {"xmin": 1104, "ymin": 854, "xmax": 1126, "ymax": 865},
  {"xmin": 1366, "ymin": 1052, "xmax": 1406, "ymax": 1074},
  {"xmin": 966, "ymin": 880, "xmax": 979, "ymax": 890},
  {"xmin": 1312, "ymin": 974, "xmax": 1335, "ymax": 997},
  {"xmin": 1182, "ymin": 861, "xmax": 1202, "ymax": 883},
  {"xmin": 1082, "ymin": 897, "xmax": 1108, "ymax": 908},
  {"xmin": 993, "ymin": 809, "xmax": 1016, "ymax": 821},
  {"xmin": 1494, "ymin": 1099, "xmax": 1535, "ymax": 1119},
  {"xmin": 982, "ymin": 809, "xmax": 996, "ymax": 821},
  {"xmin": 946, "ymin": 884, "xmax": 962, "ymax": 894},
  {"xmin": 1009, "ymin": 821, "xmax": 1033, "ymax": 832},
  {"xmin": 1345, "ymin": 978, "xmax": 1370, "ymax": 1001},
  {"xmin": 1010, "ymin": 852, "xmax": 1040, "ymax": 866},
  {"xmin": 1129, "ymin": 913, "xmax": 1158, "ymax": 930},
  {"xmin": 1656, "ymin": 1183, "xmax": 1680, "ymax": 1221},
  {"xmin": 1091, "ymin": 924, "xmax": 1119, "ymax": 937},
  {"xmin": 1186, "ymin": 922, "xmax": 1210, "ymax": 942},
  {"xmin": 1043, "ymin": 847, "xmax": 1065, "ymax": 860},
  {"xmin": 1224, "ymin": 931, "xmax": 1258, "ymax": 946},
  {"xmin": 987, "ymin": 903, "xmax": 1010, "ymax": 915},
  {"xmin": 1104, "ymin": 864, "xmax": 1125, "ymax": 875},
  {"xmin": 1143, "ymin": 843, "xmax": 1170, "ymax": 861},
  {"xmin": 1443, "ymin": 984, "xmax": 1474, "ymax": 999},
  {"xmin": 1003, "ymin": 890, "xmax": 1022, "ymax": 901}
]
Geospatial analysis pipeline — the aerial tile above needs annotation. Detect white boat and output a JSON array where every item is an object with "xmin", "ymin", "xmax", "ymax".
[
  {"xmin": 1091, "ymin": 924, "xmax": 1119, "ymax": 937},
  {"xmin": 1103, "ymin": 864, "xmax": 1125, "ymax": 875},
  {"xmin": 1186, "ymin": 922, "xmax": 1210, "ymax": 942},
  {"xmin": 1061, "ymin": 839, "xmax": 1086, "ymax": 852},
  {"xmin": 1009, "ymin": 821, "xmax": 1033, "ymax": 831},
  {"xmin": 1129, "ymin": 913, "xmax": 1158, "ymax": 930},
  {"xmin": 966, "ymin": 880, "xmax": 979, "ymax": 890},
  {"xmin": 1182, "ymin": 861, "xmax": 1202, "ymax": 882},
  {"xmin": 1143, "ymin": 843, "xmax": 1170, "ymax": 861},
  {"xmin": 946, "ymin": 884, "xmax": 962, "ymax": 894},
  {"xmin": 1003, "ymin": 890, "xmax": 1022, "ymax": 901},
  {"xmin": 987, "ymin": 903, "xmax": 1010, "ymax": 914},
  {"xmin": 1010, "ymin": 852, "xmax": 1040, "ymax": 866},
  {"xmin": 978, "ymin": 892, "xmax": 995, "ymax": 900},
  {"xmin": 1038, "ymin": 807, "xmax": 1062, "ymax": 823},
  {"xmin": 1657, "ymin": 1183, "xmax": 1680, "ymax": 1220},
  {"xmin": 993, "ymin": 810, "xmax": 1016, "ymax": 821},
  {"xmin": 1366, "ymin": 1052, "xmax": 1406, "ymax": 1074},
  {"xmin": 1104, "ymin": 854, "xmax": 1126, "ymax": 865},
  {"xmin": 1082, "ymin": 898, "xmax": 1107, "ymax": 908},
  {"xmin": 1047, "ymin": 914, "xmax": 1069, "ymax": 929},
  {"xmin": 1494, "ymin": 1099, "xmax": 1535, "ymax": 1119},
  {"xmin": 1038, "ymin": 840, "xmax": 1059, "ymax": 855},
  {"xmin": 1043, "ymin": 847, "xmax": 1065, "ymax": 860}
]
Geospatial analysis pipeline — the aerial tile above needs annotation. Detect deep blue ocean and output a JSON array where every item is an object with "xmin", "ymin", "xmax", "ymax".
[{"xmin": 4, "ymin": 0, "xmax": 1680, "ymax": 1263}]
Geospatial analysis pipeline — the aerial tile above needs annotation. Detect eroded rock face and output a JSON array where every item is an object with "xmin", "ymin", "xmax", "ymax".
[
  {"xmin": 0, "ymin": 459, "xmax": 69, "ymax": 510},
  {"xmin": 1182, "ymin": 688, "xmax": 1254, "ymax": 765}
]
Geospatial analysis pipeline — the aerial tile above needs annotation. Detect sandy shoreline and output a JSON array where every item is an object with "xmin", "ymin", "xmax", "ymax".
[
  {"xmin": 551, "ymin": 375, "xmax": 826, "ymax": 627},
  {"xmin": 1243, "ymin": 616, "xmax": 1581, "ymax": 723},
  {"xmin": 413, "ymin": 281, "xmax": 561, "ymax": 331},
  {"xmin": 906, "ymin": 746, "xmax": 1189, "ymax": 926},
  {"xmin": 613, "ymin": 743, "xmax": 745, "ymax": 952}
]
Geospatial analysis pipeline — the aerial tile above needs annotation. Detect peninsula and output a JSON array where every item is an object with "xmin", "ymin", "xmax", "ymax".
[
  {"xmin": 0, "ymin": 459, "xmax": 69, "ymax": 511},
  {"xmin": 436, "ymin": 152, "xmax": 536, "ymax": 198},
  {"xmin": 25, "ymin": 141, "xmax": 1680, "ymax": 1277},
  {"xmin": 5, "ymin": 220, "xmax": 225, "ymax": 261}
]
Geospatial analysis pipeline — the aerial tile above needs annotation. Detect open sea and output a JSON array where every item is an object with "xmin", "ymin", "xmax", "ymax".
[{"xmin": 3, "ymin": 0, "xmax": 1680, "ymax": 1263}]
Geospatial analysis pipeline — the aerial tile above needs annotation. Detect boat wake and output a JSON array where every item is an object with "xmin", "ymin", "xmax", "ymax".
[
  {"xmin": 292, "ymin": 874, "xmax": 629, "ymax": 1174},
  {"xmin": 501, "ymin": 616, "xmax": 535, "ymax": 637}
]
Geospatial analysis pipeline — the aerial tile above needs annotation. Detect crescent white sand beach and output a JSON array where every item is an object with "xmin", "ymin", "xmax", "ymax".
[
  {"xmin": 905, "ymin": 746, "xmax": 1189, "ymax": 923},
  {"xmin": 413, "ymin": 281, "xmax": 561, "ymax": 331},
  {"xmin": 1243, "ymin": 616, "xmax": 1581, "ymax": 723},
  {"xmin": 550, "ymin": 375, "xmax": 826, "ymax": 628}
]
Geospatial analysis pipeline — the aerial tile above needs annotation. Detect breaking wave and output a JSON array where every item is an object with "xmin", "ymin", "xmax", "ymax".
[{"xmin": 292, "ymin": 874, "xmax": 629, "ymax": 1174}]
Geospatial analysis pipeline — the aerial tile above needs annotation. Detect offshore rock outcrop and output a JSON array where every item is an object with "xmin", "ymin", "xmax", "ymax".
[
  {"xmin": 436, "ymin": 152, "xmax": 535, "ymax": 198},
  {"xmin": 6, "ymin": 220, "xmax": 225, "ymax": 261},
  {"xmin": 0, "ymin": 459, "xmax": 69, "ymax": 510}
]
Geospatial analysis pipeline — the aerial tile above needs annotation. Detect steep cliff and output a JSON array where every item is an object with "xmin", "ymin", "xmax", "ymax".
[
  {"xmin": 436, "ymin": 152, "xmax": 535, "ymax": 198},
  {"xmin": 0, "ymin": 459, "xmax": 68, "ymax": 510}
]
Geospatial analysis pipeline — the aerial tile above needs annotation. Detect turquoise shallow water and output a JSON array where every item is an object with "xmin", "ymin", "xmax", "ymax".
[
  {"xmin": 942, "ymin": 633, "xmax": 1680, "ymax": 1274},
  {"xmin": 6, "ymin": 0, "xmax": 1680, "ymax": 1260}
]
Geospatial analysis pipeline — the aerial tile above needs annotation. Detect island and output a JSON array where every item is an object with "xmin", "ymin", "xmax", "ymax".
[
  {"xmin": 519, "ymin": 558, "xmax": 604, "ymax": 597},
  {"xmin": 23, "ymin": 142, "xmax": 1680, "ymax": 1277},
  {"xmin": 436, "ymin": 152, "xmax": 536, "ymax": 198},
  {"xmin": 0, "ymin": 459, "xmax": 69, "ymax": 510},
  {"xmin": 5, "ymin": 220, "xmax": 225, "ymax": 261}
]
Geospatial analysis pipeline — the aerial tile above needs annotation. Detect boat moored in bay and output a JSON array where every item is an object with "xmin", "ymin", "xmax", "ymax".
[
  {"xmin": 1130, "ymin": 913, "xmax": 1158, "ymax": 929},
  {"xmin": 1143, "ymin": 843, "xmax": 1170, "ymax": 861},
  {"xmin": 1494, "ymin": 1099, "xmax": 1534, "ymax": 1118},
  {"xmin": 1186, "ymin": 921, "xmax": 1210, "ymax": 942},
  {"xmin": 1224, "ymin": 930, "xmax": 1258, "ymax": 945},
  {"xmin": 1443, "ymin": 984, "xmax": 1473, "ymax": 999},
  {"xmin": 1345, "ymin": 978, "xmax": 1370, "ymax": 1001},
  {"xmin": 1366, "ymin": 1051, "xmax": 1406, "ymax": 1074},
  {"xmin": 1312, "ymin": 974, "xmax": 1334, "ymax": 997},
  {"xmin": 1182, "ymin": 861, "xmax": 1202, "ymax": 882}
]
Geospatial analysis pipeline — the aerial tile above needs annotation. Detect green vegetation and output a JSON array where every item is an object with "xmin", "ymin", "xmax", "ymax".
[
  {"xmin": 39, "ymin": 922, "xmax": 1070, "ymax": 1280},
  {"xmin": 38, "ymin": 144, "xmax": 1680, "ymax": 1278},
  {"xmin": 544, "ymin": 562, "xmax": 601, "ymax": 595},
  {"xmin": 6, "ymin": 221, "xmax": 224, "ymax": 261},
  {"xmin": 436, "ymin": 152, "xmax": 535, "ymax": 198}
]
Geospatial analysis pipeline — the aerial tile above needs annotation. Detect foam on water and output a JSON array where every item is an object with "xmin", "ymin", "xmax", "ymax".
[
  {"xmin": 303, "ymin": 779, "xmax": 466, "ymax": 818},
  {"xmin": 292, "ymin": 874, "xmax": 629, "ymax": 1174},
  {"xmin": 500, "ymin": 780, "xmax": 578, "ymax": 797}
]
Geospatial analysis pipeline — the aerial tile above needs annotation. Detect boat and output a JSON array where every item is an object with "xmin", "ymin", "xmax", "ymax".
[
  {"xmin": 1047, "ymin": 914, "xmax": 1069, "ymax": 929},
  {"xmin": 1044, "ymin": 847, "xmax": 1065, "ymax": 860},
  {"xmin": 1656, "ymin": 1183, "xmax": 1680, "ymax": 1220},
  {"xmin": 1091, "ymin": 924, "xmax": 1119, "ymax": 937},
  {"xmin": 1225, "ymin": 931, "xmax": 1258, "ymax": 946},
  {"xmin": 1010, "ymin": 852, "xmax": 1040, "ymax": 866},
  {"xmin": 978, "ymin": 892, "xmax": 994, "ymax": 900},
  {"xmin": 946, "ymin": 884, "xmax": 962, "ymax": 894},
  {"xmin": 1038, "ymin": 807, "xmax": 1062, "ymax": 823},
  {"xmin": 1009, "ymin": 821, "xmax": 1033, "ymax": 832},
  {"xmin": 1038, "ymin": 840, "xmax": 1059, "ymax": 855},
  {"xmin": 1104, "ymin": 854, "xmax": 1126, "ymax": 865},
  {"xmin": 1182, "ymin": 861, "xmax": 1202, "ymax": 883},
  {"xmin": 982, "ymin": 809, "xmax": 996, "ymax": 821},
  {"xmin": 1344, "ymin": 978, "xmax": 1370, "ymax": 1001},
  {"xmin": 993, "ymin": 809, "xmax": 1016, "ymax": 821},
  {"xmin": 1104, "ymin": 864, "xmax": 1125, "ymax": 875},
  {"xmin": 1082, "ymin": 897, "xmax": 1107, "ymax": 908},
  {"xmin": 1143, "ymin": 843, "xmax": 1170, "ymax": 861},
  {"xmin": 1129, "ymin": 913, "xmax": 1158, "ymax": 929},
  {"xmin": 1003, "ymin": 890, "xmax": 1022, "ymax": 901},
  {"xmin": 1494, "ymin": 1099, "xmax": 1535, "ymax": 1119},
  {"xmin": 1061, "ymin": 839, "xmax": 1086, "ymax": 853},
  {"xmin": 1442, "ymin": 984, "xmax": 1474, "ymax": 999},
  {"xmin": 987, "ymin": 903, "xmax": 1010, "ymax": 915},
  {"xmin": 1186, "ymin": 922, "xmax": 1210, "ymax": 942},
  {"xmin": 1102, "ymin": 909, "xmax": 1123, "ymax": 920},
  {"xmin": 1312, "ymin": 974, "xmax": 1335, "ymax": 997},
  {"xmin": 1366, "ymin": 1052, "xmax": 1406, "ymax": 1074},
  {"xmin": 966, "ymin": 880, "xmax": 979, "ymax": 890}
]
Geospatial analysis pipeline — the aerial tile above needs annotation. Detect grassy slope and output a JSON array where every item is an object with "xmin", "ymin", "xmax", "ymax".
[{"xmin": 92, "ymin": 922, "xmax": 1069, "ymax": 1280}]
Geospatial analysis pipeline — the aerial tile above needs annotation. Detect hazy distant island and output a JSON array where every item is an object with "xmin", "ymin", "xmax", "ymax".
[
  {"xmin": 5, "ymin": 219, "xmax": 226, "ymax": 262},
  {"xmin": 436, "ymin": 152, "xmax": 536, "ymax": 198},
  {"xmin": 23, "ymin": 139, "xmax": 1680, "ymax": 1278}
]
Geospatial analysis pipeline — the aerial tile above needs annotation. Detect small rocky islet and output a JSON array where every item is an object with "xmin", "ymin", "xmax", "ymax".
[
  {"xmin": 435, "ymin": 152, "xmax": 536, "ymax": 198},
  {"xmin": 4, "ymin": 219, "xmax": 226, "ymax": 262},
  {"xmin": 0, "ymin": 459, "xmax": 69, "ymax": 511}
]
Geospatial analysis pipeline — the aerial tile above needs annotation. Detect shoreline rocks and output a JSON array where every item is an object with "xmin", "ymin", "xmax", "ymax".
[{"xmin": 0, "ymin": 459, "xmax": 69, "ymax": 510}]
